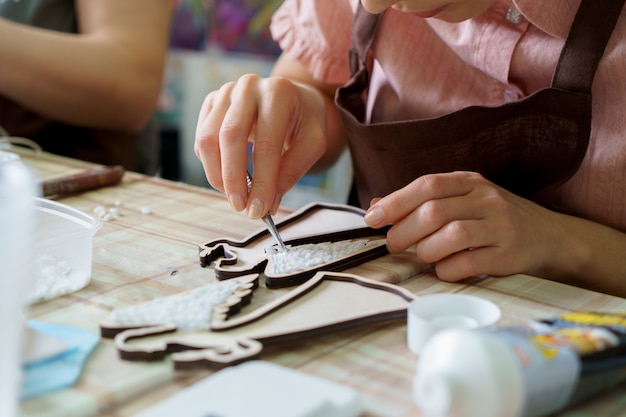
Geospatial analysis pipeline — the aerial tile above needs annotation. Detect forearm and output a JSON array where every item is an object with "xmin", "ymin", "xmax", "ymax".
[
  {"xmin": 0, "ymin": 4, "xmax": 169, "ymax": 132},
  {"xmin": 536, "ymin": 212, "xmax": 626, "ymax": 297},
  {"xmin": 312, "ymin": 83, "xmax": 349, "ymax": 173}
]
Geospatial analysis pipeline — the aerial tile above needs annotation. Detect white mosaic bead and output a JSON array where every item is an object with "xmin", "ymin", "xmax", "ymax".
[
  {"xmin": 268, "ymin": 239, "xmax": 377, "ymax": 275},
  {"xmin": 109, "ymin": 280, "xmax": 240, "ymax": 331},
  {"xmin": 506, "ymin": 7, "xmax": 523, "ymax": 25}
]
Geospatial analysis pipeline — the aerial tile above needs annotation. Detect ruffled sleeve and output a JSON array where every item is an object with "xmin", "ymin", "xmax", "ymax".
[{"xmin": 270, "ymin": 0, "xmax": 355, "ymax": 85}]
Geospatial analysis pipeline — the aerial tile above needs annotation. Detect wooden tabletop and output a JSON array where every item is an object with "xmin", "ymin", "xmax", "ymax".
[{"xmin": 14, "ymin": 147, "xmax": 626, "ymax": 417}]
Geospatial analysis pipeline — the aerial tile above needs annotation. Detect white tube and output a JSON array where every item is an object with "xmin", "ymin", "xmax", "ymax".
[
  {"xmin": 414, "ymin": 313, "xmax": 626, "ymax": 417},
  {"xmin": 414, "ymin": 328, "xmax": 525, "ymax": 417}
]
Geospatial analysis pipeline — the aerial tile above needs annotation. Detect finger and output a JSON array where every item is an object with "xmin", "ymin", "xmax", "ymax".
[
  {"xmin": 413, "ymin": 219, "xmax": 496, "ymax": 261},
  {"xmin": 272, "ymin": 136, "xmax": 325, "ymax": 214},
  {"xmin": 270, "ymin": 82, "xmax": 329, "ymax": 213},
  {"xmin": 360, "ymin": 0, "xmax": 397, "ymax": 14},
  {"xmin": 194, "ymin": 84, "xmax": 236, "ymax": 193},
  {"xmin": 365, "ymin": 171, "xmax": 485, "ymax": 228},
  {"xmin": 195, "ymin": 92, "xmax": 222, "ymax": 189},
  {"xmin": 248, "ymin": 77, "xmax": 297, "ymax": 217},
  {"xmin": 384, "ymin": 192, "xmax": 492, "ymax": 253},
  {"xmin": 276, "ymin": 133, "xmax": 325, "ymax": 197},
  {"xmin": 219, "ymin": 75, "xmax": 264, "ymax": 213},
  {"xmin": 433, "ymin": 245, "xmax": 515, "ymax": 282},
  {"xmin": 272, "ymin": 120, "xmax": 327, "ymax": 214}
]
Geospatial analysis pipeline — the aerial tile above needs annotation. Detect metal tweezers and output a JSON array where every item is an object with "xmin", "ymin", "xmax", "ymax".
[{"xmin": 246, "ymin": 171, "xmax": 288, "ymax": 251}]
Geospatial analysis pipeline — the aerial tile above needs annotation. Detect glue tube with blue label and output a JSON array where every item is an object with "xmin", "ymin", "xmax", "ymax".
[{"xmin": 413, "ymin": 312, "xmax": 626, "ymax": 417}]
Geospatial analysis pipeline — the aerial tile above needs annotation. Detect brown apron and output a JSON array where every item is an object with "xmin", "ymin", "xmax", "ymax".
[{"xmin": 336, "ymin": 0, "xmax": 625, "ymax": 210}]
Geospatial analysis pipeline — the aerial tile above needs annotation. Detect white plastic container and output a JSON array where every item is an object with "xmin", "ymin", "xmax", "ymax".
[
  {"xmin": 0, "ymin": 150, "xmax": 38, "ymax": 417},
  {"xmin": 407, "ymin": 293, "xmax": 501, "ymax": 355},
  {"xmin": 27, "ymin": 198, "xmax": 102, "ymax": 304},
  {"xmin": 414, "ymin": 312, "xmax": 626, "ymax": 417}
]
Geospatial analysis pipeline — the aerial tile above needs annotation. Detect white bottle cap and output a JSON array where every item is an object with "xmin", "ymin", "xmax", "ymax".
[{"xmin": 407, "ymin": 293, "xmax": 501, "ymax": 355}]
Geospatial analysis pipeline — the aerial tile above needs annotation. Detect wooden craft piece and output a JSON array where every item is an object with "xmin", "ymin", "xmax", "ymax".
[
  {"xmin": 101, "ymin": 271, "xmax": 416, "ymax": 369},
  {"xmin": 199, "ymin": 202, "xmax": 391, "ymax": 288}
]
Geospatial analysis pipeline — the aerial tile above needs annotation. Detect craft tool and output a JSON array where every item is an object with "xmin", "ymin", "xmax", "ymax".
[
  {"xmin": 246, "ymin": 171, "xmax": 288, "ymax": 251},
  {"xmin": 41, "ymin": 165, "xmax": 125, "ymax": 197}
]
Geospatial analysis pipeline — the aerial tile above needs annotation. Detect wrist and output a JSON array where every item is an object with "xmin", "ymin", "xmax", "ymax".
[{"xmin": 532, "ymin": 213, "xmax": 593, "ymax": 284}]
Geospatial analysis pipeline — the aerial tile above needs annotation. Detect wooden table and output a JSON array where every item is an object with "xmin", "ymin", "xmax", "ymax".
[{"xmin": 14, "ymin": 148, "xmax": 626, "ymax": 417}]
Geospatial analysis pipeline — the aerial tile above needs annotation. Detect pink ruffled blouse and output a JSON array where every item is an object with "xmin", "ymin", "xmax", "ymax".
[{"xmin": 271, "ymin": 0, "xmax": 626, "ymax": 232}]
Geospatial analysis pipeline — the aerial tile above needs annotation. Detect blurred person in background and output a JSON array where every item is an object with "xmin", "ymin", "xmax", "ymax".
[{"xmin": 0, "ymin": 0, "xmax": 173, "ymax": 174}]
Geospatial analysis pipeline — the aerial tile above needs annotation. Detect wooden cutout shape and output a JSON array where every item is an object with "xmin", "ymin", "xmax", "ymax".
[
  {"xmin": 100, "ymin": 272, "xmax": 416, "ymax": 369},
  {"xmin": 199, "ymin": 202, "xmax": 391, "ymax": 288}
]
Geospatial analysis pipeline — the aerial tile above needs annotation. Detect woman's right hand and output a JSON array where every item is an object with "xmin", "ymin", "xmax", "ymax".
[{"xmin": 195, "ymin": 72, "xmax": 329, "ymax": 219}]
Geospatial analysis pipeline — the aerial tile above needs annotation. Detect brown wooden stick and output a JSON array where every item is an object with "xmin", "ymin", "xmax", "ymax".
[{"xmin": 41, "ymin": 165, "xmax": 125, "ymax": 197}]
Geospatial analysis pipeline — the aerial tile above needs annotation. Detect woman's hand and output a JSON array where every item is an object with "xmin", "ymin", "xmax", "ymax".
[
  {"xmin": 195, "ymin": 73, "xmax": 328, "ymax": 219},
  {"xmin": 363, "ymin": 171, "xmax": 578, "ymax": 282}
]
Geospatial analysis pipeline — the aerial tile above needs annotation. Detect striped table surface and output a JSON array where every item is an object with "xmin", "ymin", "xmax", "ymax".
[{"xmin": 14, "ymin": 148, "xmax": 626, "ymax": 417}]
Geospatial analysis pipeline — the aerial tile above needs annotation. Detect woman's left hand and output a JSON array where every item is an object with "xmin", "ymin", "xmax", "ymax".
[{"xmin": 363, "ymin": 171, "xmax": 569, "ymax": 281}]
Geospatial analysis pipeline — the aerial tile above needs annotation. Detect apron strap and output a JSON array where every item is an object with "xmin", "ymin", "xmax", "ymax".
[
  {"xmin": 348, "ymin": 6, "xmax": 384, "ymax": 78},
  {"xmin": 342, "ymin": 7, "xmax": 384, "ymax": 122},
  {"xmin": 552, "ymin": 0, "xmax": 625, "ymax": 93}
]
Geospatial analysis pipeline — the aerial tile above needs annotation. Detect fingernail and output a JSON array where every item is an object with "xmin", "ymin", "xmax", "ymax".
[
  {"xmin": 364, "ymin": 206, "xmax": 384, "ymax": 227},
  {"xmin": 248, "ymin": 197, "xmax": 266, "ymax": 219},
  {"xmin": 229, "ymin": 193, "xmax": 246, "ymax": 212}
]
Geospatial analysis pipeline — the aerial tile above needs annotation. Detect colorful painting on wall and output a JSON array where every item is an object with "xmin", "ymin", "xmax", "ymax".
[
  {"xmin": 211, "ymin": 0, "xmax": 282, "ymax": 57},
  {"xmin": 168, "ymin": 0, "xmax": 282, "ymax": 57},
  {"xmin": 169, "ymin": 0, "xmax": 210, "ymax": 51}
]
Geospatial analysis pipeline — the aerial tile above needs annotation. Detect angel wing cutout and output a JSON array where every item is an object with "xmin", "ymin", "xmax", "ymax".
[{"xmin": 100, "ymin": 271, "xmax": 415, "ymax": 369}]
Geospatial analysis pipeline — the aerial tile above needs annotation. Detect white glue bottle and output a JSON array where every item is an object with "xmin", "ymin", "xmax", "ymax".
[
  {"xmin": 414, "ymin": 313, "xmax": 626, "ymax": 417},
  {"xmin": 0, "ymin": 150, "xmax": 38, "ymax": 417}
]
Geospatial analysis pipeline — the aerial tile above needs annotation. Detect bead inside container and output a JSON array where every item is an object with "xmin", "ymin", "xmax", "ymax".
[{"xmin": 27, "ymin": 198, "xmax": 102, "ymax": 304}]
